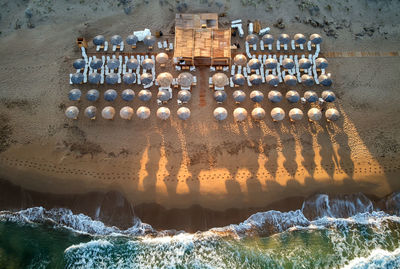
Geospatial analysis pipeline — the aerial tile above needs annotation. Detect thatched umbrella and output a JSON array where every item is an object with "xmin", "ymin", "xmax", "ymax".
[
  {"xmin": 262, "ymin": 34, "xmax": 274, "ymax": 44},
  {"xmin": 126, "ymin": 34, "xmax": 138, "ymax": 45},
  {"xmin": 157, "ymin": 90, "xmax": 171, "ymax": 101},
  {"xmin": 65, "ymin": 106, "xmax": 79, "ymax": 119},
  {"xmin": 71, "ymin": 73, "xmax": 84, "ymax": 84},
  {"xmin": 233, "ymin": 107, "xmax": 248, "ymax": 121},
  {"xmin": 143, "ymin": 35, "xmax": 156, "ymax": 47},
  {"xmin": 88, "ymin": 73, "xmax": 101, "ymax": 84},
  {"xmin": 178, "ymin": 72, "xmax": 193, "ymax": 87},
  {"xmin": 86, "ymin": 89, "xmax": 100, "ymax": 101},
  {"xmin": 315, "ymin": 58, "xmax": 328, "ymax": 69},
  {"xmin": 106, "ymin": 73, "xmax": 119, "ymax": 85},
  {"xmin": 138, "ymin": 89, "xmax": 152, "ymax": 102},
  {"xmin": 93, "ymin": 35, "xmax": 105, "ymax": 46},
  {"xmin": 120, "ymin": 106, "xmax": 134, "ymax": 120},
  {"xmin": 319, "ymin": 74, "xmax": 332, "ymax": 86},
  {"xmin": 73, "ymin": 59, "xmax": 86, "ymax": 69},
  {"xmin": 268, "ymin": 90, "xmax": 283, "ymax": 103},
  {"xmin": 212, "ymin": 73, "xmax": 229, "ymax": 88},
  {"xmin": 251, "ymin": 107, "xmax": 266, "ymax": 120},
  {"xmin": 246, "ymin": 34, "xmax": 259, "ymax": 45},
  {"xmin": 104, "ymin": 89, "xmax": 117, "ymax": 102},
  {"xmin": 126, "ymin": 58, "xmax": 139, "ymax": 70},
  {"xmin": 250, "ymin": 90, "xmax": 264, "ymax": 103},
  {"xmin": 233, "ymin": 54, "xmax": 247, "ymax": 66},
  {"xmin": 111, "ymin": 35, "xmax": 123, "ymax": 45},
  {"xmin": 177, "ymin": 90, "xmax": 191, "ymax": 103},
  {"xmin": 84, "ymin": 106, "xmax": 97, "ymax": 120},
  {"xmin": 68, "ymin": 89, "xmax": 81, "ymax": 101},
  {"xmin": 232, "ymin": 74, "xmax": 245, "ymax": 86},
  {"xmin": 90, "ymin": 58, "xmax": 103, "ymax": 69},
  {"xmin": 282, "ymin": 58, "xmax": 294, "ymax": 69},
  {"xmin": 266, "ymin": 74, "xmax": 279, "ymax": 86},
  {"xmin": 233, "ymin": 90, "xmax": 246, "ymax": 103},
  {"xmin": 140, "ymin": 73, "xmax": 153, "ymax": 85},
  {"xmin": 294, "ymin": 33, "xmax": 306, "ymax": 44},
  {"xmin": 310, "ymin": 33, "xmax": 322, "ymax": 44},
  {"xmin": 285, "ymin": 90, "xmax": 300, "ymax": 103},
  {"xmin": 248, "ymin": 58, "xmax": 261, "ymax": 70},
  {"xmin": 301, "ymin": 74, "xmax": 314, "ymax": 86},
  {"xmin": 213, "ymin": 107, "xmax": 228, "ymax": 121},
  {"xmin": 123, "ymin": 73, "xmax": 136, "ymax": 84},
  {"xmin": 304, "ymin": 91, "xmax": 318, "ymax": 103},
  {"xmin": 249, "ymin": 74, "xmax": 262, "ymax": 85},
  {"xmin": 142, "ymin": 58, "xmax": 155, "ymax": 70},
  {"xmin": 136, "ymin": 106, "xmax": 151, "ymax": 119},
  {"xmin": 308, "ymin": 108, "xmax": 322, "ymax": 121},
  {"xmin": 107, "ymin": 58, "xmax": 120, "ymax": 70},
  {"xmin": 278, "ymin": 34, "xmax": 290, "ymax": 44},
  {"xmin": 299, "ymin": 58, "xmax": 312, "ymax": 69},
  {"xmin": 271, "ymin": 107, "xmax": 285, "ymax": 121},
  {"xmin": 156, "ymin": 72, "xmax": 173, "ymax": 87},
  {"xmin": 284, "ymin": 74, "xmax": 297, "ymax": 86},
  {"xmin": 177, "ymin": 107, "xmax": 191, "ymax": 120},
  {"xmin": 321, "ymin": 90, "xmax": 336, "ymax": 102},
  {"xmin": 325, "ymin": 108, "xmax": 340, "ymax": 121},
  {"xmin": 214, "ymin": 90, "xmax": 227, "ymax": 103},
  {"xmin": 156, "ymin": 107, "xmax": 170, "ymax": 120},
  {"xmin": 121, "ymin": 89, "xmax": 135, "ymax": 101},
  {"xmin": 289, "ymin": 108, "xmax": 303, "ymax": 121},
  {"xmin": 101, "ymin": 106, "xmax": 116, "ymax": 120},
  {"xmin": 265, "ymin": 58, "xmax": 278, "ymax": 69},
  {"xmin": 156, "ymin": 53, "xmax": 169, "ymax": 64}
]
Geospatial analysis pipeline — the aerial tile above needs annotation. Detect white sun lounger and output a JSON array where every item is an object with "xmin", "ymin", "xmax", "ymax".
[
  {"xmin": 231, "ymin": 64, "xmax": 236, "ymax": 76},
  {"xmin": 229, "ymin": 77, "xmax": 234, "ymax": 87},
  {"xmin": 120, "ymin": 41, "xmax": 124, "ymax": 51},
  {"xmin": 158, "ymin": 42, "xmax": 162, "ymax": 49},
  {"xmin": 260, "ymin": 40, "xmax": 264, "ymax": 51},
  {"xmin": 237, "ymin": 65, "xmax": 242, "ymax": 74},
  {"xmin": 276, "ymin": 40, "xmax": 280, "ymax": 51},
  {"xmin": 291, "ymin": 40, "xmax": 296, "ymax": 51},
  {"xmin": 169, "ymin": 43, "xmax": 173, "ymax": 50}
]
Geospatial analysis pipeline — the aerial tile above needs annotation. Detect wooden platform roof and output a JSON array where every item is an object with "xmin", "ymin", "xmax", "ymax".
[{"xmin": 175, "ymin": 13, "xmax": 218, "ymax": 29}]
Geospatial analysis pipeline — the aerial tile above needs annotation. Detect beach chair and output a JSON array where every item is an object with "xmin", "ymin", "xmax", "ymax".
[
  {"xmin": 120, "ymin": 41, "xmax": 124, "ymax": 51},
  {"xmin": 193, "ymin": 76, "xmax": 197, "ymax": 86},
  {"xmin": 169, "ymin": 43, "xmax": 173, "ymax": 51},
  {"xmin": 291, "ymin": 40, "xmax": 296, "ymax": 51},
  {"xmin": 158, "ymin": 42, "xmax": 162, "ymax": 49}
]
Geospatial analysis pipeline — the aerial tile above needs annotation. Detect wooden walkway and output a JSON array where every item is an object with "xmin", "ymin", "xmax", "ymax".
[{"xmin": 325, "ymin": 51, "xmax": 400, "ymax": 58}]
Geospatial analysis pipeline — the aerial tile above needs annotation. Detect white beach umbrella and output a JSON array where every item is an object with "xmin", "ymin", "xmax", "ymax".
[
  {"xmin": 248, "ymin": 58, "xmax": 261, "ymax": 70},
  {"xmin": 156, "ymin": 52, "xmax": 169, "ymax": 64},
  {"xmin": 278, "ymin": 34, "xmax": 290, "ymax": 44},
  {"xmin": 126, "ymin": 58, "xmax": 139, "ymax": 70},
  {"xmin": 157, "ymin": 90, "xmax": 171, "ymax": 102},
  {"xmin": 233, "ymin": 54, "xmax": 247, "ymax": 66},
  {"xmin": 307, "ymin": 108, "xmax": 322, "ymax": 121},
  {"xmin": 268, "ymin": 90, "xmax": 283, "ymax": 103},
  {"xmin": 299, "ymin": 58, "xmax": 312, "ymax": 69},
  {"xmin": 136, "ymin": 106, "xmax": 151, "ymax": 119},
  {"xmin": 294, "ymin": 33, "xmax": 306, "ymax": 44},
  {"xmin": 177, "ymin": 107, "xmax": 191, "ymax": 120},
  {"xmin": 289, "ymin": 108, "xmax": 304, "ymax": 121},
  {"xmin": 140, "ymin": 73, "xmax": 153, "ymax": 85},
  {"xmin": 123, "ymin": 73, "xmax": 136, "ymax": 84},
  {"xmin": 246, "ymin": 34, "xmax": 259, "ymax": 45},
  {"xmin": 310, "ymin": 33, "xmax": 322, "ymax": 44},
  {"xmin": 262, "ymin": 34, "xmax": 274, "ymax": 44},
  {"xmin": 120, "ymin": 106, "xmax": 134, "ymax": 120},
  {"xmin": 285, "ymin": 90, "xmax": 300, "ymax": 103},
  {"xmin": 301, "ymin": 74, "xmax": 314, "ymax": 86},
  {"xmin": 177, "ymin": 90, "xmax": 191, "ymax": 103},
  {"xmin": 107, "ymin": 58, "xmax": 120, "ymax": 70},
  {"xmin": 73, "ymin": 59, "xmax": 86, "ymax": 69},
  {"xmin": 271, "ymin": 107, "xmax": 285, "ymax": 121},
  {"xmin": 93, "ymin": 35, "xmax": 105, "ymax": 46},
  {"xmin": 156, "ymin": 107, "xmax": 171, "ymax": 120},
  {"xmin": 143, "ymin": 35, "xmax": 156, "ymax": 47},
  {"xmin": 214, "ymin": 90, "xmax": 227, "ymax": 103},
  {"xmin": 65, "ymin": 106, "xmax": 79, "ymax": 119},
  {"xmin": 156, "ymin": 72, "xmax": 173, "ymax": 87},
  {"xmin": 265, "ymin": 58, "xmax": 278, "ymax": 69},
  {"xmin": 249, "ymin": 74, "xmax": 262, "ymax": 85},
  {"xmin": 232, "ymin": 74, "xmax": 245, "ymax": 86},
  {"xmin": 304, "ymin": 90, "xmax": 318, "ymax": 103},
  {"xmin": 315, "ymin": 58, "xmax": 328, "ymax": 69},
  {"xmin": 71, "ymin": 73, "xmax": 84, "ymax": 84},
  {"xmin": 250, "ymin": 90, "xmax": 264, "ymax": 103},
  {"xmin": 233, "ymin": 90, "xmax": 246, "ymax": 103},
  {"xmin": 321, "ymin": 90, "xmax": 336, "ymax": 102},
  {"xmin": 138, "ymin": 89, "xmax": 152, "ymax": 102},
  {"xmin": 325, "ymin": 108, "xmax": 340, "ymax": 122},
  {"xmin": 142, "ymin": 58, "xmax": 155, "ymax": 70},
  {"xmin": 178, "ymin": 72, "xmax": 193, "ymax": 87},
  {"xmin": 319, "ymin": 74, "xmax": 333, "ymax": 86},
  {"xmin": 213, "ymin": 107, "xmax": 228, "ymax": 121},
  {"xmin": 212, "ymin": 73, "xmax": 229, "ymax": 88},
  {"xmin": 266, "ymin": 74, "xmax": 279, "ymax": 86},
  {"xmin": 282, "ymin": 58, "xmax": 294, "ymax": 69},
  {"xmin": 88, "ymin": 73, "xmax": 101, "ymax": 84},
  {"xmin": 68, "ymin": 89, "xmax": 81, "ymax": 101},
  {"xmin": 233, "ymin": 107, "xmax": 248, "ymax": 122},
  {"xmin": 284, "ymin": 74, "xmax": 297, "ymax": 86},
  {"xmin": 110, "ymin": 35, "xmax": 122, "ymax": 45},
  {"xmin": 126, "ymin": 34, "xmax": 138, "ymax": 45},
  {"xmin": 251, "ymin": 107, "xmax": 266, "ymax": 120},
  {"xmin": 121, "ymin": 89, "xmax": 135, "ymax": 101},
  {"xmin": 101, "ymin": 106, "xmax": 116, "ymax": 120},
  {"xmin": 84, "ymin": 106, "xmax": 97, "ymax": 120}
]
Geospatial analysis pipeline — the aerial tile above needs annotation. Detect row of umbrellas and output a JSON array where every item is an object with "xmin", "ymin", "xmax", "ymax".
[
  {"xmin": 233, "ymin": 54, "xmax": 328, "ymax": 69},
  {"xmin": 213, "ymin": 90, "xmax": 336, "ymax": 104},
  {"xmin": 246, "ymin": 33, "xmax": 322, "ymax": 45},
  {"xmin": 65, "ymin": 106, "xmax": 191, "ymax": 120},
  {"xmin": 93, "ymin": 34, "xmax": 156, "ymax": 47},
  {"xmin": 213, "ymin": 107, "xmax": 340, "ymax": 122}
]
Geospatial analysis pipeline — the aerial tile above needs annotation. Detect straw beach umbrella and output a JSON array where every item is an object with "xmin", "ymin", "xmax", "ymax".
[
  {"xmin": 126, "ymin": 34, "xmax": 138, "ymax": 46},
  {"xmin": 265, "ymin": 58, "xmax": 278, "ymax": 69},
  {"xmin": 177, "ymin": 107, "xmax": 191, "ymax": 120},
  {"xmin": 126, "ymin": 58, "xmax": 139, "ymax": 70},
  {"xmin": 156, "ymin": 72, "xmax": 173, "ymax": 87},
  {"xmin": 73, "ymin": 59, "xmax": 86, "ymax": 69},
  {"xmin": 90, "ymin": 58, "xmax": 103, "ymax": 69},
  {"xmin": 271, "ymin": 107, "xmax": 285, "ymax": 121},
  {"xmin": 266, "ymin": 74, "xmax": 279, "ymax": 86},
  {"xmin": 120, "ymin": 106, "xmax": 134, "ymax": 120},
  {"xmin": 86, "ymin": 89, "xmax": 100, "ymax": 101},
  {"xmin": 136, "ymin": 106, "xmax": 151, "ymax": 119},
  {"xmin": 282, "ymin": 58, "xmax": 294, "ymax": 69},
  {"xmin": 93, "ymin": 35, "xmax": 105, "ymax": 46},
  {"xmin": 301, "ymin": 74, "xmax": 314, "ymax": 86},
  {"xmin": 284, "ymin": 74, "xmax": 297, "ymax": 86},
  {"xmin": 232, "ymin": 74, "xmax": 245, "ymax": 86},
  {"xmin": 65, "ymin": 106, "xmax": 79, "ymax": 119},
  {"xmin": 157, "ymin": 90, "xmax": 171, "ymax": 102},
  {"xmin": 250, "ymin": 90, "xmax": 264, "ymax": 103},
  {"xmin": 299, "ymin": 58, "xmax": 312, "ymax": 69},
  {"xmin": 262, "ymin": 34, "xmax": 274, "ymax": 44},
  {"xmin": 233, "ymin": 54, "xmax": 247, "ymax": 66},
  {"xmin": 157, "ymin": 107, "xmax": 170, "ymax": 120},
  {"xmin": 285, "ymin": 90, "xmax": 300, "ymax": 103},
  {"xmin": 106, "ymin": 73, "xmax": 119, "ymax": 85},
  {"xmin": 268, "ymin": 90, "xmax": 283, "ymax": 103},
  {"xmin": 289, "ymin": 108, "xmax": 303, "ymax": 121},
  {"xmin": 104, "ymin": 89, "xmax": 117, "ymax": 102},
  {"xmin": 142, "ymin": 59, "xmax": 154, "ymax": 70},
  {"xmin": 294, "ymin": 33, "xmax": 306, "ymax": 44},
  {"xmin": 278, "ymin": 34, "xmax": 290, "ymax": 44},
  {"xmin": 178, "ymin": 72, "xmax": 193, "ymax": 88},
  {"xmin": 246, "ymin": 34, "xmax": 259, "ymax": 45},
  {"xmin": 304, "ymin": 91, "xmax": 318, "ymax": 103},
  {"xmin": 213, "ymin": 107, "xmax": 228, "ymax": 121},
  {"xmin": 212, "ymin": 73, "xmax": 229, "ymax": 88},
  {"xmin": 325, "ymin": 108, "xmax": 340, "ymax": 122},
  {"xmin": 71, "ymin": 73, "xmax": 83, "ymax": 84},
  {"xmin": 88, "ymin": 73, "xmax": 101, "ymax": 84},
  {"xmin": 319, "ymin": 74, "xmax": 333, "ymax": 86},
  {"xmin": 110, "ymin": 35, "xmax": 123, "ymax": 45},
  {"xmin": 308, "ymin": 108, "xmax": 322, "ymax": 121},
  {"xmin": 315, "ymin": 58, "xmax": 328, "ymax": 69},
  {"xmin": 143, "ymin": 35, "xmax": 156, "ymax": 47},
  {"xmin": 68, "ymin": 89, "xmax": 81, "ymax": 101},
  {"xmin": 321, "ymin": 90, "xmax": 336, "ymax": 102},
  {"xmin": 138, "ymin": 89, "xmax": 152, "ymax": 102},
  {"xmin": 248, "ymin": 58, "xmax": 261, "ymax": 70},
  {"xmin": 107, "ymin": 58, "xmax": 120, "ymax": 70},
  {"xmin": 214, "ymin": 90, "xmax": 227, "ymax": 103},
  {"xmin": 233, "ymin": 90, "xmax": 246, "ymax": 103},
  {"xmin": 177, "ymin": 90, "xmax": 191, "ymax": 103},
  {"xmin": 121, "ymin": 89, "xmax": 135, "ymax": 101},
  {"xmin": 233, "ymin": 107, "xmax": 248, "ymax": 121},
  {"xmin": 123, "ymin": 73, "xmax": 136, "ymax": 84},
  {"xmin": 102, "ymin": 106, "xmax": 116, "ymax": 120},
  {"xmin": 310, "ymin": 33, "xmax": 322, "ymax": 44},
  {"xmin": 251, "ymin": 107, "xmax": 266, "ymax": 120},
  {"xmin": 156, "ymin": 53, "xmax": 169, "ymax": 64},
  {"xmin": 84, "ymin": 106, "xmax": 97, "ymax": 120},
  {"xmin": 140, "ymin": 73, "xmax": 153, "ymax": 85},
  {"xmin": 249, "ymin": 74, "xmax": 262, "ymax": 85}
]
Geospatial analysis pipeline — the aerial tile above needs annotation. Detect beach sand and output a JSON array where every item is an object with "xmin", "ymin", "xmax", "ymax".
[{"xmin": 0, "ymin": 0, "xmax": 399, "ymax": 231}]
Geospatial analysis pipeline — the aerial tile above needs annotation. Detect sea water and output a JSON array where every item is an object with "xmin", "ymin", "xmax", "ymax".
[{"xmin": 1, "ymin": 195, "xmax": 400, "ymax": 268}]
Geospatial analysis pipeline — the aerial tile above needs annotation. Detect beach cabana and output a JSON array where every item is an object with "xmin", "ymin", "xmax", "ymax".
[
  {"xmin": 248, "ymin": 58, "xmax": 261, "ymax": 70},
  {"xmin": 68, "ymin": 89, "xmax": 81, "ymax": 101},
  {"xmin": 251, "ymin": 107, "xmax": 266, "ymax": 120},
  {"xmin": 294, "ymin": 33, "xmax": 306, "ymax": 44},
  {"xmin": 84, "ymin": 106, "xmax": 97, "ymax": 120},
  {"xmin": 178, "ymin": 90, "xmax": 191, "ymax": 103},
  {"xmin": 157, "ymin": 107, "xmax": 171, "ymax": 120},
  {"xmin": 265, "ymin": 58, "xmax": 278, "ymax": 70},
  {"xmin": 284, "ymin": 74, "xmax": 297, "ymax": 86},
  {"xmin": 110, "ymin": 35, "xmax": 122, "ymax": 46},
  {"xmin": 278, "ymin": 34, "xmax": 290, "ymax": 44},
  {"xmin": 126, "ymin": 58, "xmax": 139, "ymax": 70},
  {"xmin": 102, "ymin": 106, "xmax": 116, "ymax": 120},
  {"xmin": 325, "ymin": 108, "xmax": 340, "ymax": 122},
  {"xmin": 233, "ymin": 107, "xmax": 248, "ymax": 122},
  {"xmin": 140, "ymin": 73, "xmax": 153, "ymax": 85},
  {"xmin": 289, "ymin": 108, "xmax": 303, "ymax": 121},
  {"xmin": 107, "ymin": 58, "xmax": 120, "ymax": 70},
  {"xmin": 282, "ymin": 58, "xmax": 294, "ymax": 69},
  {"xmin": 90, "ymin": 58, "xmax": 103, "ymax": 69},
  {"xmin": 271, "ymin": 107, "xmax": 285, "ymax": 121},
  {"xmin": 121, "ymin": 89, "xmax": 135, "ymax": 101},
  {"xmin": 71, "ymin": 73, "xmax": 84, "ymax": 84},
  {"xmin": 299, "ymin": 58, "xmax": 312, "ymax": 69},
  {"xmin": 301, "ymin": 74, "xmax": 314, "ymax": 86},
  {"xmin": 310, "ymin": 33, "xmax": 322, "ymax": 44},
  {"xmin": 136, "ymin": 106, "xmax": 151, "ymax": 119},
  {"xmin": 321, "ymin": 90, "xmax": 336, "ymax": 102},
  {"xmin": 233, "ymin": 54, "xmax": 247, "ymax": 66},
  {"xmin": 177, "ymin": 72, "xmax": 193, "ymax": 88},
  {"xmin": 177, "ymin": 107, "xmax": 191, "ymax": 120},
  {"xmin": 213, "ymin": 107, "xmax": 228, "ymax": 121},
  {"xmin": 212, "ymin": 73, "xmax": 229, "ymax": 88},
  {"xmin": 104, "ymin": 89, "xmax": 118, "ymax": 102},
  {"xmin": 142, "ymin": 59, "xmax": 155, "ymax": 70},
  {"xmin": 286, "ymin": 90, "xmax": 300, "ymax": 103},
  {"xmin": 65, "ymin": 106, "xmax": 79, "ymax": 119},
  {"xmin": 304, "ymin": 91, "xmax": 318, "ymax": 103},
  {"xmin": 214, "ymin": 90, "xmax": 227, "ymax": 103},
  {"xmin": 88, "ymin": 73, "xmax": 101, "ymax": 84},
  {"xmin": 73, "ymin": 59, "xmax": 86, "ymax": 70},
  {"xmin": 233, "ymin": 74, "xmax": 245, "ymax": 86},
  {"xmin": 266, "ymin": 74, "xmax": 279, "ymax": 86},
  {"xmin": 250, "ymin": 90, "xmax": 264, "ymax": 103},
  {"xmin": 138, "ymin": 89, "xmax": 152, "ymax": 102},
  {"xmin": 120, "ymin": 106, "xmax": 134, "ymax": 120},
  {"xmin": 86, "ymin": 89, "xmax": 100, "ymax": 101},
  {"xmin": 106, "ymin": 73, "xmax": 119, "ymax": 85},
  {"xmin": 319, "ymin": 74, "xmax": 332, "ymax": 86},
  {"xmin": 156, "ymin": 53, "xmax": 169, "ymax": 65},
  {"xmin": 315, "ymin": 58, "xmax": 328, "ymax": 69},
  {"xmin": 249, "ymin": 74, "xmax": 262, "ymax": 86},
  {"xmin": 123, "ymin": 73, "xmax": 136, "ymax": 84},
  {"xmin": 268, "ymin": 90, "xmax": 283, "ymax": 103},
  {"xmin": 246, "ymin": 34, "xmax": 259, "ymax": 45},
  {"xmin": 126, "ymin": 34, "xmax": 138, "ymax": 47},
  {"xmin": 308, "ymin": 108, "xmax": 322, "ymax": 121},
  {"xmin": 233, "ymin": 90, "xmax": 246, "ymax": 103},
  {"xmin": 156, "ymin": 72, "xmax": 173, "ymax": 87},
  {"xmin": 93, "ymin": 35, "xmax": 105, "ymax": 46},
  {"xmin": 143, "ymin": 35, "xmax": 156, "ymax": 48},
  {"xmin": 157, "ymin": 90, "xmax": 171, "ymax": 102},
  {"xmin": 262, "ymin": 34, "xmax": 274, "ymax": 44}
]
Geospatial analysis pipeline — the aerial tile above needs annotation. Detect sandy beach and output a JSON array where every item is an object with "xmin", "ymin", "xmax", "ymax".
[{"xmin": 0, "ymin": 0, "xmax": 400, "ymax": 231}]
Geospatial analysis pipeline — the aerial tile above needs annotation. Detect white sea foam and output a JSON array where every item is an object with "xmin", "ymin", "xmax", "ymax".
[{"xmin": 341, "ymin": 247, "xmax": 400, "ymax": 269}]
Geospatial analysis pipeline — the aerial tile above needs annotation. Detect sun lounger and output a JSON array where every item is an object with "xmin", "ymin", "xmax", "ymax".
[
  {"xmin": 231, "ymin": 64, "xmax": 236, "ymax": 76},
  {"xmin": 260, "ymin": 40, "xmax": 264, "ymax": 51},
  {"xmin": 210, "ymin": 66, "xmax": 216, "ymax": 72},
  {"xmin": 237, "ymin": 65, "xmax": 242, "ymax": 74},
  {"xmin": 190, "ymin": 66, "xmax": 196, "ymax": 72},
  {"xmin": 157, "ymin": 42, "xmax": 162, "ymax": 49},
  {"xmin": 307, "ymin": 41, "xmax": 312, "ymax": 51},
  {"xmin": 229, "ymin": 77, "xmax": 234, "ymax": 87},
  {"xmin": 163, "ymin": 41, "xmax": 168, "ymax": 49},
  {"xmin": 169, "ymin": 43, "xmax": 173, "ymax": 50},
  {"xmin": 247, "ymin": 76, "xmax": 252, "ymax": 86},
  {"xmin": 120, "ymin": 41, "xmax": 124, "ymax": 51},
  {"xmin": 276, "ymin": 40, "xmax": 280, "ymax": 51},
  {"xmin": 243, "ymin": 67, "xmax": 248, "ymax": 78},
  {"xmin": 100, "ymin": 67, "xmax": 105, "ymax": 84}
]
